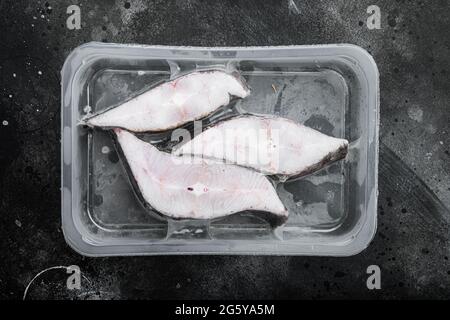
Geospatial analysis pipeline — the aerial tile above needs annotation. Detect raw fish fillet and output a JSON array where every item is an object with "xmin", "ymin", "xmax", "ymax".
[
  {"xmin": 85, "ymin": 70, "xmax": 250, "ymax": 132},
  {"xmin": 175, "ymin": 115, "xmax": 348, "ymax": 177},
  {"xmin": 114, "ymin": 129, "xmax": 287, "ymax": 224}
]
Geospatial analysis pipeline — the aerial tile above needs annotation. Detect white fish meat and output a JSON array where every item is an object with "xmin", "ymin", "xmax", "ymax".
[
  {"xmin": 114, "ymin": 129, "xmax": 287, "ymax": 223},
  {"xmin": 85, "ymin": 70, "xmax": 250, "ymax": 132},
  {"xmin": 175, "ymin": 115, "xmax": 348, "ymax": 177}
]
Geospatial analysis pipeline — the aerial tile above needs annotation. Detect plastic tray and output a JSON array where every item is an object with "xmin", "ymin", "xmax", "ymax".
[{"xmin": 61, "ymin": 42, "xmax": 379, "ymax": 256}]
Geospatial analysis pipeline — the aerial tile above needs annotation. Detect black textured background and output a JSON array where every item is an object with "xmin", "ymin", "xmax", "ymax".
[{"xmin": 0, "ymin": 0, "xmax": 449, "ymax": 299}]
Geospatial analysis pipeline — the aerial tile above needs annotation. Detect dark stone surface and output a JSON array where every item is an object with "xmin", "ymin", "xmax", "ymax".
[{"xmin": 0, "ymin": 0, "xmax": 449, "ymax": 299}]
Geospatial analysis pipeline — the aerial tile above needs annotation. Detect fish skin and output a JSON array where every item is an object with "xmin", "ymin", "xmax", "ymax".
[
  {"xmin": 175, "ymin": 115, "xmax": 349, "ymax": 177},
  {"xmin": 114, "ymin": 129, "xmax": 287, "ymax": 222},
  {"xmin": 84, "ymin": 70, "xmax": 250, "ymax": 132}
]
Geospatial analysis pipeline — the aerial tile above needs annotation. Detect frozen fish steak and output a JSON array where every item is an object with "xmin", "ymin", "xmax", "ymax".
[
  {"xmin": 85, "ymin": 70, "xmax": 250, "ymax": 132},
  {"xmin": 175, "ymin": 115, "xmax": 349, "ymax": 177},
  {"xmin": 114, "ymin": 129, "xmax": 287, "ymax": 223}
]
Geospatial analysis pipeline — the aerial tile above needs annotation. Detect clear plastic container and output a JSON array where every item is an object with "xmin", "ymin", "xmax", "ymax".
[{"xmin": 61, "ymin": 42, "xmax": 379, "ymax": 256}]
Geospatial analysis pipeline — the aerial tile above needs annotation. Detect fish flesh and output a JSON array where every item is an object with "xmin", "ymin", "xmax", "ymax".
[
  {"xmin": 84, "ymin": 70, "xmax": 250, "ymax": 132},
  {"xmin": 175, "ymin": 115, "xmax": 348, "ymax": 177},
  {"xmin": 114, "ymin": 129, "xmax": 287, "ymax": 224}
]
